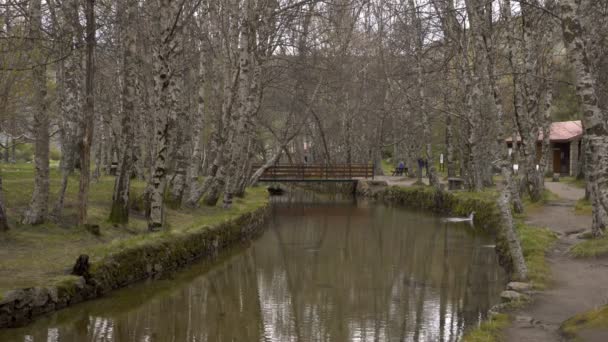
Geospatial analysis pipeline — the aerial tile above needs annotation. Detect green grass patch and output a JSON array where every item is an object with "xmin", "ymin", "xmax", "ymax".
[
  {"xmin": 516, "ymin": 222, "xmax": 558, "ymax": 290},
  {"xmin": 0, "ymin": 163, "xmax": 268, "ymax": 293},
  {"xmin": 381, "ymin": 159, "xmax": 394, "ymax": 175},
  {"xmin": 521, "ymin": 189, "xmax": 559, "ymax": 214},
  {"xmin": 463, "ymin": 313, "xmax": 510, "ymax": 342},
  {"xmin": 561, "ymin": 305, "xmax": 608, "ymax": 341},
  {"xmin": 562, "ymin": 176, "xmax": 586, "ymax": 189},
  {"xmin": 570, "ymin": 236, "xmax": 608, "ymax": 258},
  {"xmin": 574, "ymin": 198, "xmax": 592, "ymax": 215}
]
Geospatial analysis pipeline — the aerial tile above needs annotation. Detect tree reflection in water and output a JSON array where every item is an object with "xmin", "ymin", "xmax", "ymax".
[{"xmin": 1, "ymin": 192, "xmax": 505, "ymax": 342}]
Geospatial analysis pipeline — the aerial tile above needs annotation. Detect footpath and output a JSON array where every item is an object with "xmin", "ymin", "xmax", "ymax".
[{"xmin": 505, "ymin": 182, "xmax": 608, "ymax": 341}]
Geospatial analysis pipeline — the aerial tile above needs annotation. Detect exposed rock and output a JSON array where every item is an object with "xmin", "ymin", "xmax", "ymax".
[
  {"xmin": 507, "ymin": 281, "xmax": 532, "ymax": 292},
  {"xmin": 514, "ymin": 315, "xmax": 534, "ymax": 325},
  {"xmin": 31, "ymin": 287, "xmax": 49, "ymax": 307},
  {"xmin": 0, "ymin": 290, "xmax": 25, "ymax": 305},
  {"xmin": 501, "ymin": 290, "xmax": 530, "ymax": 303},
  {"xmin": 48, "ymin": 287, "xmax": 58, "ymax": 303}
]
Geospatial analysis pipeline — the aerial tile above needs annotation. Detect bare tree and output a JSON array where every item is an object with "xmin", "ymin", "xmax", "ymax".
[
  {"xmin": 110, "ymin": 0, "xmax": 138, "ymax": 224},
  {"xmin": 22, "ymin": 0, "xmax": 50, "ymax": 225}
]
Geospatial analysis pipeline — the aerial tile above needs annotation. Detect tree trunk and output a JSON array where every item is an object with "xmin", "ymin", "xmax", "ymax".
[
  {"xmin": 445, "ymin": 108, "xmax": 456, "ymax": 178},
  {"xmin": 560, "ymin": 0, "xmax": 608, "ymax": 237},
  {"xmin": 22, "ymin": 0, "xmax": 50, "ymax": 225},
  {"xmin": 53, "ymin": 1, "xmax": 82, "ymax": 218},
  {"xmin": 77, "ymin": 0, "xmax": 96, "ymax": 226},
  {"xmin": 480, "ymin": 0, "xmax": 527, "ymax": 280},
  {"xmin": 110, "ymin": 0, "xmax": 137, "ymax": 224},
  {"xmin": 183, "ymin": 53, "xmax": 207, "ymax": 205},
  {"xmin": 408, "ymin": 0, "xmax": 439, "ymax": 187},
  {"xmin": 146, "ymin": 1, "xmax": 182, "ymax": 230},
  {"xmin": 0, "ymin": 176, "xmax": 9, "ymax": 231},
  {"xmin": 249, "ymin": 149, "xmax": 282, "ymax": 186}
]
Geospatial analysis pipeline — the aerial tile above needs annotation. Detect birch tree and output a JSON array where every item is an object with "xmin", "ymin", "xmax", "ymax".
[
  {"xmin": 110, "ymin": 0, "xmax": 138, "ymax": 224},
  {"xmin": 22, "ymin": 0, "xmax": 50, "ymax": 225},
  {"xmin": 53, "ymin": 0, "xmax": 83, "ymax": 218},
  {"xmin": 77, "ymin": 0, "xmax": 96, "ymax": 225},
  {"xmin": 560, "ymin": 0, "xmax": 608, "ymax": 236},
  {"xmin": 146, "ymin": 0, "xmax": 185, "ymax": 230}
]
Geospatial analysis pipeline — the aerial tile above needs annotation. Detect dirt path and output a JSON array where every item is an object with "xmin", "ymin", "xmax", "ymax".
[{"xmin": 505, "ymin": 181, "xmax": 608, "ymax": 342}]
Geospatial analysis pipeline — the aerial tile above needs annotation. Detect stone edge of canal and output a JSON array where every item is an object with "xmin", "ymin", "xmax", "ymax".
[
  {"xmin": 0, "ymin": 203, "xmax": 271, "ymax": 329},
  {"xmin": 0, "ymin": 180, "xmax": 528, "ymax": 332}
]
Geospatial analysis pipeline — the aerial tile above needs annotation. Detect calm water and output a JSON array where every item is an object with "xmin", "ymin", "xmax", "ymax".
[{"xmin": 1, "ymin": 192, "xmax": 506, "ymax": 342}]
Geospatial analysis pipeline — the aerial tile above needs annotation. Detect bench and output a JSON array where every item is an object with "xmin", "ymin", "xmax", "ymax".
[
  {"xmin": 392, "ymin": 167, "xmax": 408, "ymax": 176},
  {"xmin": 448, "ymin": 177, "xmax": 464, "ymax": 190}
]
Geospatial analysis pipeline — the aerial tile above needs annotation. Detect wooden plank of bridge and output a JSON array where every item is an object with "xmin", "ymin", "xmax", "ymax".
[{"xmin": 253, "ymin": 164, "xmax": 374, "ymax": 181}]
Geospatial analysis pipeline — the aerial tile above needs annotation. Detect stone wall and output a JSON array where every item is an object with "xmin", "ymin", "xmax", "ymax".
[{"xmin": 0, "ymin": 205, "xmax": 270, "ymax": 328}]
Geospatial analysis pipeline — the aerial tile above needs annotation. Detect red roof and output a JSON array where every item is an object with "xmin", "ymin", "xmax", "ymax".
[{"xmin": 506, "ymin": 120, "xmax": 583, "ymax": 143}]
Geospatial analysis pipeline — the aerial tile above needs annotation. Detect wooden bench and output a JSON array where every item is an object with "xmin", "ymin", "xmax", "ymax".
[
  {"xmin": 391, "ymin": 167, "xmax": 408, "ymax": 176},
  {"xmin": 448, "ymin": 177, "xmax": 464, "ymax": 190}
]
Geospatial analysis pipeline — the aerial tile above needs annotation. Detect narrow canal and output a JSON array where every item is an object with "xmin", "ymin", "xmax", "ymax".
[{"xmin": 1, "ymin": 192, "xmax": 506, "ymax": 342}]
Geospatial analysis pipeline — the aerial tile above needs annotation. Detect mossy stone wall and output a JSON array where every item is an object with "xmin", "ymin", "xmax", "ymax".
[{"xmin": 0, "ymin": 205, "xmax": 270, "ymax": 329}]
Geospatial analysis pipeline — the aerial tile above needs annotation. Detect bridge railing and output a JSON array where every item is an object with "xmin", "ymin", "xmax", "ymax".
[{"xmin": 252, "ymin": 163, "xmax": 374, "ymax": 181}]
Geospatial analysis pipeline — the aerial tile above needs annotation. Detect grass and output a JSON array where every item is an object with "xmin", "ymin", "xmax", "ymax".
[
  {"xmin": 574, "ymin": 198, "xmax": 592, "ymax": 215},
  {"xmin": 516, "ymin": 222, "xmax": 558, "ymax": 290},
  {"xmin": 521, "ymin": 189, "xmax": 559, "ymax": 215},
  {"xmin": 0, "ymin": 163, "xmax": 268, "ymax": 293},
  {"xmin": 570, "ymin": 236, "xmax": 608, "ymax": 258},
  {"xmin": 561, "ymin": 305, "xmax": 608, "ymax": 341},
  {"xmin": 562, "ymin": 176, "xmax": 586, "ymax": 189},
  {"xmin": 461, "ymin": 223, "xmax": 555, "ymax": 341},
  {"xmin": 463, "ymin": 314, "xmax": 511, "ymax": 342}
]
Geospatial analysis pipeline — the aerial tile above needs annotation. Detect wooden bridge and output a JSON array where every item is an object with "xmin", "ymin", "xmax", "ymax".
[{"xmin": 254, "ymin": 164, "xmax": 375, "ymax": 182}]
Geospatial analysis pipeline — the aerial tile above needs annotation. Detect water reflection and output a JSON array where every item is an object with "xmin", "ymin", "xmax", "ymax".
[{"xmin": 1, "ymin": 192, "xmax": 505, "ymax": 341}]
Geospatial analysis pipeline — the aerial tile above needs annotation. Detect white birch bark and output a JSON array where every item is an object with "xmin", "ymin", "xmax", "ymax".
[
  {"xmin": 146, "ymin": 0, "xmax": 183, "ymax": 230},
  {"xmin": 110, "ymin": 0, "xmax": 137, "ymax": 224},
  {"xmin": 560, "ymin": 0, "xmax": 608, "ymax": 236},
  {"xmin": 22, "ymin": 0, "xmax": 50, "ymax": 225}
]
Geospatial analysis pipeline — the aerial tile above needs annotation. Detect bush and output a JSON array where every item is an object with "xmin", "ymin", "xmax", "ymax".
[{"xmin": 14, "ymin": 143, "xmax": 34, "ymax": 162}]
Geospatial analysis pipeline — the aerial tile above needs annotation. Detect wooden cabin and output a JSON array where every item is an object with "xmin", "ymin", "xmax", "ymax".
[{"xmin": 506, "ymin": 120, "xmax": 583, "ymax": 176}]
